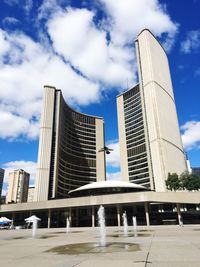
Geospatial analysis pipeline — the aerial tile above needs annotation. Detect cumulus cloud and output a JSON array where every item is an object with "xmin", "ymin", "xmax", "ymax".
[
  {"xmin": 99, "ymin": 0, "xmax": 178, "ymax": 50},
  {"xmin": 0, "ymin": 29, "xmax": 100, "ymax": 139},
  {"xmin": 106, "ymin": 140, "xmax": 120, "ymax": 168},
  {"xmin": 47, "ymin": 8, "xmax": 135, "ymax": 88},
  {"xmin": 181, "ymin": 121, "xmax": 200, "ymax": 150},
  {"xmin": 180, "ymin": 30, "xmax": 200, "ymax": 54},
  {"xmin": 0, "ymin": 0, "xmax": 178, "ymax": 140},
  {"xmin": 1, "ymin": 160, "xmax": 37, "ymax": 195}
]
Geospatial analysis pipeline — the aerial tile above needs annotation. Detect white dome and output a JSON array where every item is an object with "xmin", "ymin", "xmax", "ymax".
[{"xmin": 69, "ymin": 180, "xmax": 147, "ymax": 195}]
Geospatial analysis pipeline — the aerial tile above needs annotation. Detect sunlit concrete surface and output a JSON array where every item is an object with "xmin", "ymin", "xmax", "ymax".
[{"xmin": 0, "ymin": 225, "xmax": 200, "ymax": 267}]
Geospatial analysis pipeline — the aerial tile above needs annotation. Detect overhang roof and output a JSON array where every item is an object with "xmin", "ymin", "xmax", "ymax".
[{"xmin": 69, "ymin": 180, "xmax": 147, "ymax": 194}]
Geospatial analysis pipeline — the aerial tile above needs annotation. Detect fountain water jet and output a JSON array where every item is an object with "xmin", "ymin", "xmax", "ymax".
[
  {"xmin": 66, "ymin": 217, "xmax": 70, "ymax": 233},
  {"xmin": 132, "ymin": 216, "xmax": 137, "ymax": 237},
  {"xmin": 32, "ymin": 218, "xmax": 38, "ymax": 238},
  {"xmin": 25, "ymin": 215, "xmax": 41, "ymax": 238},
  {"xmin": 97, "ymin": 205, "xmax": 106, "ymax": 247},
  {"xmin": 122, "ymin": 212, "xmax": 128, "ymax": 237}
]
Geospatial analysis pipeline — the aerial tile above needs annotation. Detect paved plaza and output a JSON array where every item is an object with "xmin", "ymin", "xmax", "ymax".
[{"xmin": 0, "ymin": 225, "xmax": 200, "ymax": 267}]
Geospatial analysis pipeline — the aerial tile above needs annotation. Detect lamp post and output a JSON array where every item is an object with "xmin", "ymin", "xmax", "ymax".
[{"xmin": 98, "ymin": 146, "xmax": 113, "ymax": 179}]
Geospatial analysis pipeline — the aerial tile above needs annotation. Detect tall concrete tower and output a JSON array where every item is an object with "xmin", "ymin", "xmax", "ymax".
[
  {"xmin": 117, "ymin": 29, "xmax": 187, "ymax": 192},
  {"xmin": 34, "ymin": 86, "xmax": 105, "ymax": 201}
]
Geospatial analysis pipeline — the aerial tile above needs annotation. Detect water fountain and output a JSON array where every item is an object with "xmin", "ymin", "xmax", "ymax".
[
  {"xmin": 47, "ymin": 207, "xmax": 140, "ymax": 254},
  {"xmin": 32, "ymin": 218, "xmax": 38, "ymax": 238},
  {"xmin": 132, "ymin": 216, "xmax": 137, "ymax": 237},
  {"xmin": 66, "ymin": 217, "xmax": 70, "ymax": 233},
  {"xmin": 122, "ymin": 212, "xmax": 128, "ymax": 237},
  {"xmin": 25, "ymin": 215, "xmax": 41, "ymax": 238},
  {"xmin": 97, "ymin": 205, "xmax": 106, "ymax": 247}
]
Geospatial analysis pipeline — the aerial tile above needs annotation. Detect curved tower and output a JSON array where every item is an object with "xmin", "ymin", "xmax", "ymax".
[
  {"xmin": 117, "ymin": 29, "xmax": 187, "ymax": 192},
  {"xmin": 35, "ymin": 86, "xmax": 105, "ymax": 201}
]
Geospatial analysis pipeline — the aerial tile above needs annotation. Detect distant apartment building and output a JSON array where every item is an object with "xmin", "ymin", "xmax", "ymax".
[
  {"xmin": 34, "ymin": 86, "xmax": 105, "ymax": 202},
  {"xmin": 192, "ymin": 168, "xmax": 200, "ymax": 177},
  {"xmin": 0, "ymin": 168, "xmax": 5, "ymax": 198},
  {"xmin": 117, "ymin": 29, "xmax": 187, "ymax": 192},
  {"xmin": 6, "ymin": 169, "xmax": 30, "ymax": 203},
  {"xmin": 27, "ymin": 186, "xmax": 35, "ymax": 202}
]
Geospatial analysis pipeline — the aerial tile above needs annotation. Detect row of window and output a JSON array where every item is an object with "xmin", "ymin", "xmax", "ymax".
[
  {"xmin": 126, "ymin": 132, "xmax": 145, "ymax": 144},
  {"xmin": 63, "ymin": 104, "xmax": 96, "ymax": 125},
  {"xmin": 60, "ymin": 137, "xmax": 96, "ymax": 151},
  {"xmin": 129, "ymin": 171, "xmax": 149, "ymax": 180},
  {"xmin": 123, "ymin": 85, "xmax": 140, "ymax": 101},
  {"xmin": 60, "ymin": 149, "xmax": 96, "ymax": 168},
  {"xmin": 60, "ymin": 139, "xmax": 96, "ymax": 155},
  {"xmin": 129, "ymin": 167, "xmax": 149, "ymax": 176},
  {"xmin": 128, "ymin": 162, "xmax": 148, "ymax": 172},
  {"xmin": 124, "ymin": 107, "xmax": 142, "ymax": 121},
  {"xmin": 127, "ymin": 138, "xmax": 145, "ymax": 149},
  {"xmin": 128, "ymin": 156, "xmax": 148, "ymax": 167},
  {"xmin": 127, "ymin": 144, "xmax": 146, "ymax": 157},
  {"xmin": 58, "ymin": 163, "xmax": 96, "ymax": 178},
  {"xmin": 59, "ymin": 158, "xmax": 96, "ymax": 172},
  {"xmin": 124, "ymin": 94, "xmax": 141, "ymax": 109},
  {"xmin": 125, "ymin": 111, "xmax": 142, "ymax": 124},
  {"xmin": 126, "ymin": 122, "xmax": 144, "ymax": 135}
]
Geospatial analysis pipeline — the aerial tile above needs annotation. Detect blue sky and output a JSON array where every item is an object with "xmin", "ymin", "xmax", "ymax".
[{"xmin": 0, "ymin": 0, "xmax": 200, "ymax": 194}]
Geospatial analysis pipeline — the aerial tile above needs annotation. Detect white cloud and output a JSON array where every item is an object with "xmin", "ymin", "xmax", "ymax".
[
  {"xmin": 0, "ymin": 0, "xmax": 178, "ymax": 140},
  {"xmin": 24, "ymin": 0, "xmax": 33, "ymax": 16},
  {"xmin": 37, "ymin": 0, "xmax": 62, "ymax": 20},
  {"xmin": 0, "ymin": 111, "xmax": 39, "ymax": 140},
  {"xmin": 1, "ymin": 160, "xmax": 37, "ymax": 196},
  {"xmin": 107, "ymin": 171, "xmax": 122, "ymax": 181},
  {"xmin": 180, "ymin": 30, "xmax": 200, "ymax": 54},
  {"xmin": 106, "ymin": 140, "xmax": 120, "ymax": 168},
  {"xmin": 0, "ymin": 29, "xmax": 100, "ymax": 139},
  {"xmin": 181, "ymin": 121, "xmax": 200, "ymax": 150},
  {"xmin": 3, "ymin": 17, "xmax": 19, "ymax": 25},
  {"xmin": 47, "ymin": 8, "xmax": 135, "ymax": 88},
  {"xmin": 99, "ymin": 0, "xmax": 178, "ymax": 50}
]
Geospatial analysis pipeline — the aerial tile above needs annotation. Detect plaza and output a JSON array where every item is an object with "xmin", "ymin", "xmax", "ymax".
[{"xmin": 0, "ymin": 225, "xmax": 200, "ymax": 267}]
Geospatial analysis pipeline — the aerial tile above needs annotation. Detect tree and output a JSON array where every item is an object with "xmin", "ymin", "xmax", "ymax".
[
  {"xmin": 180, "ymin": 171, "xmax": 200, "ymax": 191},
  {"xmin": 165, "ymin": 173, "xmax": 181, "ymax": 191}
]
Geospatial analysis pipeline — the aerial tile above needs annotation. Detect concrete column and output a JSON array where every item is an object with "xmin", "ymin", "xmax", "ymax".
[
  {"xmin": 145, "ymin": 202, "xmax": 150, "ymax": 226},
  {"xmin": 48, "ymin": 209, "xmax": 51, "ymax": 229},
  {"xmin": 176, "ymin": 203, "xmax": 183, "ymax": 226},
  {"xmin": 117, "ymin": 205, "xmax": 121, "ymax": 227},
  {"xmin": 92, "ymin": 206, "xmax": 95, "ymax": 227}
]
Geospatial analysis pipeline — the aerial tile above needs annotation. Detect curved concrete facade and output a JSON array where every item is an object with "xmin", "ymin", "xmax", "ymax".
[
  {"xmin": 34, "ymin": 86, "xmax": 105, "ymax": 201},
  {"xmin": 117, "ymin": 29, "xmax": 187, "ymax": 192}
]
